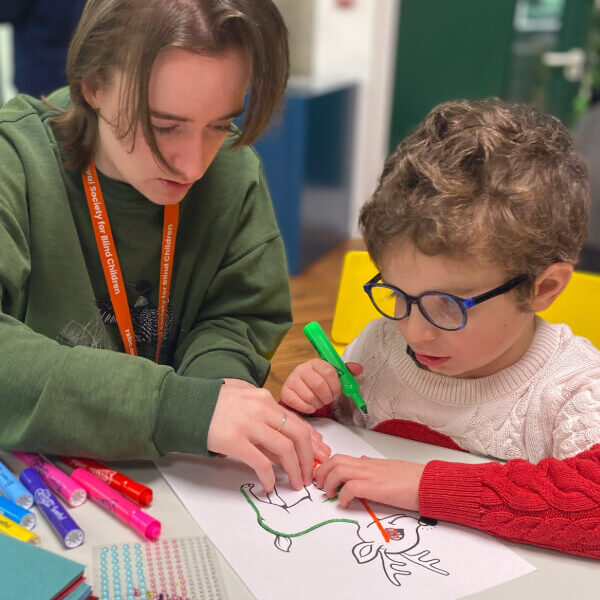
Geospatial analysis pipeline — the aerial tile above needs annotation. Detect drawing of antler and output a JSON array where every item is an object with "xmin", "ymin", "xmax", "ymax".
[
  {"xmin": 400, "ymin": 549, "xmax": 450, "ymax": 576},
  {"xmin": 378, "ymin": 551, "xmax": 413, "ymax": 586}
]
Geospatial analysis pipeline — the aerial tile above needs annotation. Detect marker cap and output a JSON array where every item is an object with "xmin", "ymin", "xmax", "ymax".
[
  {"xmin": 121, "ymin": 480, "xmax": 153, "ymax": 507},
  {"xmin": 64, "ymin": 528, "xmax": 85, "ymax": 549},
  {"xmin": 20, "ymin": 512, "xmax": 36, "ymax": 531},
  {"xmin": 129, "ymin": 509, "xmax": 161, "ymax": 540},
  {"xmin": 69, "ymin": 488, "xmax": 87, "ymax": 507}
]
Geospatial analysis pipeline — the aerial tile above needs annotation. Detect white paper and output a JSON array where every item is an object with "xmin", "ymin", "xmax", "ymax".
[{"xmin": 156, "ymin": 419, "xmax": 535, "ymax": 600}]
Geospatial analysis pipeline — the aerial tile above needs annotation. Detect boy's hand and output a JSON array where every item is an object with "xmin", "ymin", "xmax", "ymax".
[
  {"xmin": 280, "ymin": 358, "xmax": 363, "ymax": 414},
  {"xmin": 314, "ymin": 454, "xmax": 425, "ymax": 511}
]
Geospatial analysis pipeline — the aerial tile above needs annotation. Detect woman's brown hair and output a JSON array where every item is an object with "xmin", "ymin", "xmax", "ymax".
[{"xmin": 53, "ymin": 0, "xmax": 289, "ymax": 172}]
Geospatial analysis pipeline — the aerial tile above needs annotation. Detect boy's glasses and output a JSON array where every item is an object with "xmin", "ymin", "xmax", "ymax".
[{"xmin": 363, "ymin": 273, "xmax": 528, "ymax": 331}]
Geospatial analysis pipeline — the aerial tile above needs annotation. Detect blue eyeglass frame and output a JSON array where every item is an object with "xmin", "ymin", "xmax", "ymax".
[{"xmin": 363, "ymin": 273, "xmax": 529, "ymax": 331}]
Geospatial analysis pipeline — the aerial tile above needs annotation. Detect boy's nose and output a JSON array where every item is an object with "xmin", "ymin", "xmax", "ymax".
[{"xmin": 399, "ymin": 307, "xmax": 438, "ymax": 345}]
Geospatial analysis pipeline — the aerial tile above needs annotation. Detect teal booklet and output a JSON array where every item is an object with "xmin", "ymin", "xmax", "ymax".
[{"xmin": 0, "ymin": 533, "xmax": 92, "ymax": 599}]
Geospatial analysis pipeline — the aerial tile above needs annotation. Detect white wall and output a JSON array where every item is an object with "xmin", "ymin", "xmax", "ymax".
[
  {"xmin": 312, "ymin": 0, "xmax": 375, "ymax": 84},
  {"xmin": 274, "ymin": 0, "xmax": 400, "ymax": 237},
  {"xmin": 313, "ymin": 0, "xmax": 400, "ymax": 236},
  {"xmin": 347, "ymin": 0, "xmax": 399, "ymax": 235},
  {"xmin": 0, "ymin": 24, "xmax": 16, "ymax": 105}
]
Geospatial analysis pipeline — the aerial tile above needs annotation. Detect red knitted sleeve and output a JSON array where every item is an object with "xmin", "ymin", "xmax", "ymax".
[{"xmin": 419, "ymin": 444, "xmax": 600, "ymax": 558}]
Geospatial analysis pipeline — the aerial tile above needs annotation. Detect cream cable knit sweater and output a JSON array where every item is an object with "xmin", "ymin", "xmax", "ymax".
[{"xmin": 337, "ymin": 316, "xmax": 600, "ymax": 462}]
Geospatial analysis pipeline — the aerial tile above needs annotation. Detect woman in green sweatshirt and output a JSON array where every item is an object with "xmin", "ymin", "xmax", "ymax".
[{"xmin": 0, "ymin": 0, "xmax": 330, "ymax": 493}]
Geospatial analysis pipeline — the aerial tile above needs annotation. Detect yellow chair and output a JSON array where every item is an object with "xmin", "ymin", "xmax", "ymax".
[
  {"xmin": 330, "ymin": 251, "xmax": 378, "ymax": 354},
  {"xmin": 330, "ymin": 250, "xmax": 600, "ymax": 354},
  {"xmin": 538, "ymin": 270, "xmax": 600, "ymax": 348}
]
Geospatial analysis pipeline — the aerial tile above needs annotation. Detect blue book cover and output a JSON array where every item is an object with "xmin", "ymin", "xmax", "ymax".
[
  {"xmin": 0, "ymin": 533, "xmax": 90, "ymax": 599},
  {"xmin": 62, "ymin": 581, "xmax": 92, "ymax": 600}
]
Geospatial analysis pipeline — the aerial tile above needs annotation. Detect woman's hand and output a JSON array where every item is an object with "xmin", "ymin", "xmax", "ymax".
[
  {"xmin": 207, "ymin": 380, "xmax": 331, "ymax": 493},
  {"xmin": 314, "ymin": 454, "xmax": 425, "ymax": 511},
  {"xmin": 280, "ymin": 358, "xmax": 363, "ymax": 413}
]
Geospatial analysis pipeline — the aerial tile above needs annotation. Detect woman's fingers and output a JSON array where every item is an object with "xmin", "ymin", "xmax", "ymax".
[
  {"xmin": 284, "ymin": 410, "xmax": 326, "ymax": 485},
  {"xmin": 251, "ymin": 422, "xmax": 304, "ymax": 490},
  {"xmin": 207, "ymin": 384, "xmax": 324, "ymax": 491},
  {"xmin": 311, "ymin": 429, "xmax": 331, "ymax": 462},
  {"xmin": 237, "ymin": 441, "xmax": 277, "ymax": 493},
  {"xmin": 252, "ymin": 410, "xmax": 316, "ymax": 488}
]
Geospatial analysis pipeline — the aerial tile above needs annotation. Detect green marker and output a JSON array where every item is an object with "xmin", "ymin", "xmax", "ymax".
[{"xmin": 303, "ymin": 321, "xmax": 367, "ymax": 414}]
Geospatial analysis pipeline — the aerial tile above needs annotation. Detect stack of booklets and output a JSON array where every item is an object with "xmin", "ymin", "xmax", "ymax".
[{"xmin": 0, "ymin": 533, "xmax": 93, "ymax": 599}]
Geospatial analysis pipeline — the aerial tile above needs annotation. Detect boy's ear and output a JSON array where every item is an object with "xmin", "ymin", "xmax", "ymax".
[{"xmin": 529, "ymin": 262, "xmax": 574, "ymax": 312}]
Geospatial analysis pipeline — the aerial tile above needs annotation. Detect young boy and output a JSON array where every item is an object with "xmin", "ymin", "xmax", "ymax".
[{"xmin": 280, "ymin": 99, "xmax": 600, "ymax": 559}]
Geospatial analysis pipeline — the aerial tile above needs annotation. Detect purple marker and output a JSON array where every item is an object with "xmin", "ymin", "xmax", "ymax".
[
  {"xmin": 13, "ymin": 452, "xmax": 87, "ymax": 507},
  {"xmin": 19, "ymin": 468, "xmax": 85, "ymax": 549}
]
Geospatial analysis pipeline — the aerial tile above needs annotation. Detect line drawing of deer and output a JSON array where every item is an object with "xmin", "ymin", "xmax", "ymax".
[{"xmin": 241, "ymin": 482, "xmax": 450, "ymax": 587}]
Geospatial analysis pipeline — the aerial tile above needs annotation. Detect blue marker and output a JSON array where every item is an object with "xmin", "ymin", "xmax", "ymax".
[
  {"xmin": 0, "ymin": 459, "xmax": 33, "ymax": 509},
  {"xmin": 0, "ymin": 495, "xmax": 36, "ymax": 530}
]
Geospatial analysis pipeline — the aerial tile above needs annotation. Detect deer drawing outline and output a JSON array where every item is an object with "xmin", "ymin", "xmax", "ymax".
[{"xmin": 241, "ymin": 482, "xmax": 450, "ymax": 587}]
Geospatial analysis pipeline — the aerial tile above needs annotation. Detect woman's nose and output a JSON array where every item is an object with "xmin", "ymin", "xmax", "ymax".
[{"xmin": 171, "ymin": 137, "xmax": 207, "ymax": 182}]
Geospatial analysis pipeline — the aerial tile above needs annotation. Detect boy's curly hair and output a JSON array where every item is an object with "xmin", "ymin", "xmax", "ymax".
[{"xmin": 359, "ymin": 99, "xmax": 590, "ymax": 307}]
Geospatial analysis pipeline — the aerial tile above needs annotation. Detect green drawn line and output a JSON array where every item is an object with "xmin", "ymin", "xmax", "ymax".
[
  {"xmin": 241, "ymin": 488, "xmax": 357, "ymax": 538},
  {"xmin": 322, "ymin": 495, "xmax": 338, "ymax": 503},
  {"xmin": 322, "ymin": 485, "xmax": 343, "ymax": 502}
]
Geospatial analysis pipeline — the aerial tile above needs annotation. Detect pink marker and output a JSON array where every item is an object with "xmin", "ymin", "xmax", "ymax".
[
  {"xmin": 12, "ymin": 452, "xmax": 87, "ymax": 507},
  {"xmin": 70, "ymin": 468, "xmax": 161, "ymax": 541}
]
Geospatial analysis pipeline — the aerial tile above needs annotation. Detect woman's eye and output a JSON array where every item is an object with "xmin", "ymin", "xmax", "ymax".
[
  {"xmin": 152, "ymin": 123, "xmax": 178, "ymax": 136},
  {"xmin": 210, "ymin": 122, "xmax": 232, "ymax": 133}
]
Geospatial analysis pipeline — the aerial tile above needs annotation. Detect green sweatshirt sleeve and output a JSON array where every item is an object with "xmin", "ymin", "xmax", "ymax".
[
  {"xmin": 0, "ymin": 312, "xmax": 221, "ymax": 459},
  {"xmin": 0, "ymin": 121, "xmax": 219, "ymax": 459},
  {"xmin": 174, "ymin": 163, "xmax": 292, "ymax": 386}
]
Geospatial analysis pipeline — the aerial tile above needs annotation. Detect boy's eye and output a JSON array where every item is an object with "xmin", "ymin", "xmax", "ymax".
[
  {"xmin": 370, "ymin": 286, "xmax": 402, "ymax": 315},
  {"xmin": 152, "ymin": 123, "xmax": 178, "ymax": 136}
]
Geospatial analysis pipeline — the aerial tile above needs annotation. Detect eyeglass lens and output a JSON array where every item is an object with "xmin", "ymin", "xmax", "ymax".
[{"xmin": 369, "ymin": 286, "xmax": 464, "ymax": 329}]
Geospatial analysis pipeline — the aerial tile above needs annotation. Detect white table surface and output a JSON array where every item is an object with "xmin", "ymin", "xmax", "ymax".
[{"xmin": 1, "ymin": 428, "xmax": 598, "ymax": 599}]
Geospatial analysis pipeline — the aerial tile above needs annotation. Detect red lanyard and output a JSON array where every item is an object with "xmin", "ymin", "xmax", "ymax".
[{"xmin": 82, "ymin": 161, "xmax": 179, "ymax": 362}]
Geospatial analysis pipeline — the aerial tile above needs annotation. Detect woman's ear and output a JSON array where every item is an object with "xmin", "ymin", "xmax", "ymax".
[
  {"xmin": 80, "ymin": 80, "xmax": 100, "ymax": 110},
  {"xmin": 530, "ymin": 262, "xmax": 574, "ymax": 312}
]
